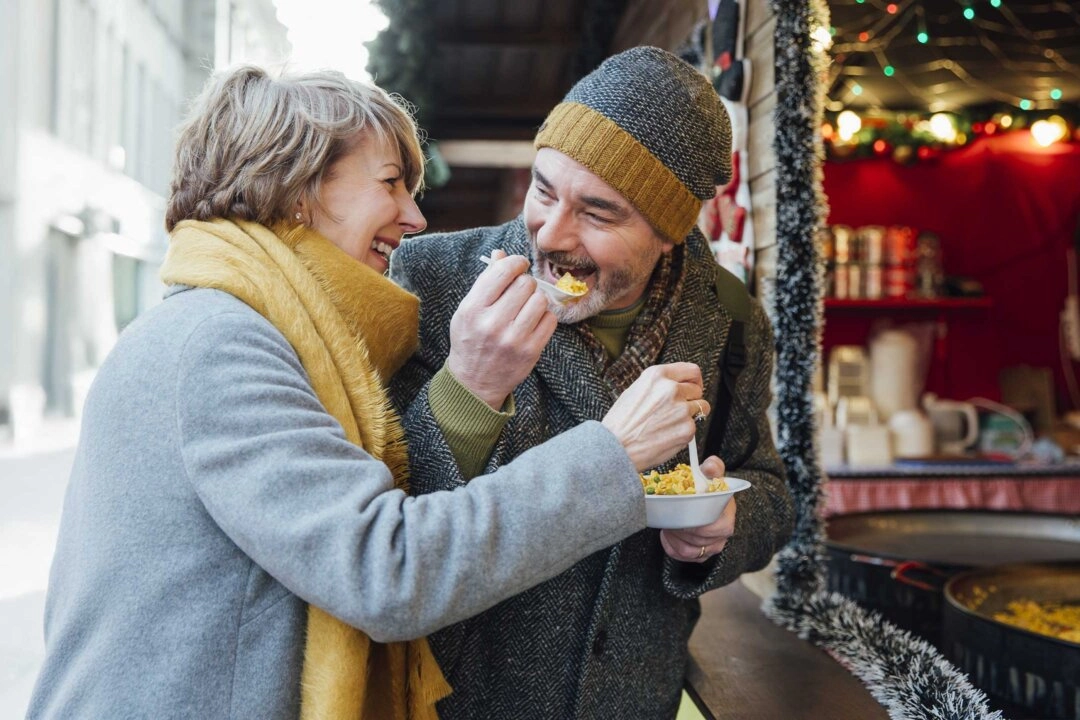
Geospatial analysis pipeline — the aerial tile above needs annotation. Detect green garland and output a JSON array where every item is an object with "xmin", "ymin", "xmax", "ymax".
[{"xmin": 825, "ymin": 104, "xmax": 1080, "ymax": 163}]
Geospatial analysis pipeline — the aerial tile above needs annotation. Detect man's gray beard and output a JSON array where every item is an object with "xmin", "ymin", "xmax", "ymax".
[{"xmin": 550, "ymin": 286, "xmax": 607, "ymax": 323}]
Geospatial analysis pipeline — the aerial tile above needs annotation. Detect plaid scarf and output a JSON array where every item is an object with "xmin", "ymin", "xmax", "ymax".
[{"xmin": 578, "ymin": 243, "xmax": 687, "ymax": 395}]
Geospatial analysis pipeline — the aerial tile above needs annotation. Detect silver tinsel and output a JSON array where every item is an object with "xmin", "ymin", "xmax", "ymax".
[{"xmin": 763, "ymin": 0, "xmax": 1004, "ymax": 717}]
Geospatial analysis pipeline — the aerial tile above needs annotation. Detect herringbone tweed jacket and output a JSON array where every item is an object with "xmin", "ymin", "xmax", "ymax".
[{"xmin": 389, "ymin": 216, "xmax": 794, "ymax": 720}]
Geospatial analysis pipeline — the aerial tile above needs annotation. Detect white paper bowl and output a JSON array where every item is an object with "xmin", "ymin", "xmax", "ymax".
[{"xmin": 644, "ymin": 477, "xmax": 751, "ymax": 529}]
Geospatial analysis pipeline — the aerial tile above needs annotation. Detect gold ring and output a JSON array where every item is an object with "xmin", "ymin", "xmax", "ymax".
[
  {"xmin": 697, "ymin": 545, "xmax": 707, "ymax": 559},
  {"xmin": 693, "ymin": 400, "xmax": 706, "ymax": 423}
]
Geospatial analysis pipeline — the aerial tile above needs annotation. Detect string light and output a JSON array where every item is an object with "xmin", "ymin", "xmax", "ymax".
[
  {"xmin": 827, "ymin": 0, "xmax": 1078, "ymax": 121},
  {"xmin": 1031, "ymin": 116, "xmax": 1068, "ymax": 147},
  {"xmin": 811, "ymin": 26, "xmax": 834, "ymax": 53},
  {"xmin": 822, "ymin": 107, "xmax": 1077, "ymax": 163},
  {"xmin": 837, "ymin": 110, "xmax": 862, "ymax": 142},
  {"xmin": 929, "ymin": 113, "xmax": 958, "ymax": 141}
]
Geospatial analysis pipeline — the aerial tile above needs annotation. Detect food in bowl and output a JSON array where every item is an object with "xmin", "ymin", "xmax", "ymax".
[
  {"xmin": 641, "ymin": 464, "xmax": 728, "ymax": 495},
  {"xmin": 642, "ymin": 474, "xmax": 750, "ymax": 529},
  {"xmin": 555, "ymin": 272, "xmax": 588, "ymax": 296}
]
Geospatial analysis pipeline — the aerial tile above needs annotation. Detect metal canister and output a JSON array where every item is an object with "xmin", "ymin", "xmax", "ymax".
[
  {"xmin": 832, "ymin": 225, "xmax": 854, "ymax": 264},
  {"xmin": 833, "ymin": 263, "xmax": 850, "ymax": 299},
  {"xmin": 885, "ymin": 264, "xmax": 914, "ymax": 298},
  {"xmin": 865, "ymin": 264, "xmax": 883, "ymax": 299},
  {"xmin": 859, "ymin": 225, "xmax": 886, "ymax": 266},
  {"xmin": 847, "ymin": 263, "xmax": 864, "ymax": 299},
  {"xmin": 885, "ymin": 225, "xmax": 917, "ymax": 267}
]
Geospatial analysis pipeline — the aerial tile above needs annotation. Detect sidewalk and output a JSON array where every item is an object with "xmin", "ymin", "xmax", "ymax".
[{"xmin": 0, "ymin": 419, "xmax": 79, "ymax": 719}]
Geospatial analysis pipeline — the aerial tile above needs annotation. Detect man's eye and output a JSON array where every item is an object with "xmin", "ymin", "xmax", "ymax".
[{"xmin": 585, "ymin": 212, "xmax": 609, "ymax": 224}]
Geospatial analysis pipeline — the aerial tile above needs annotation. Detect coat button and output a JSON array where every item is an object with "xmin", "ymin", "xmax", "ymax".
[{"xmin": 592, "ymin": 629, "xmax": 607, "ymax": 656}]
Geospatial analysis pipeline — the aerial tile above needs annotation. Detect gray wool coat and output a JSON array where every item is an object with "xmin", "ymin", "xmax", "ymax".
[
  {"xmin": 27, "ymin": 286, "xmax": 652, "ymax": 720},
  {"xmin": 390, "ymin": 216, "xmax": 795, "ymax": 720}
]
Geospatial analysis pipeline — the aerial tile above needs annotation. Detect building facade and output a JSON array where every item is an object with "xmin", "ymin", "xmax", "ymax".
[{"xmin": 0, "ymin": 0, "xmax": 288, "ymax": 439}]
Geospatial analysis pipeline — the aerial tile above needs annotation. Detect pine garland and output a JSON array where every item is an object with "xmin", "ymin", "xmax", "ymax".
[{"xmin": 764, "ymin": 1, "xmax": 1004, "ymax": 717}]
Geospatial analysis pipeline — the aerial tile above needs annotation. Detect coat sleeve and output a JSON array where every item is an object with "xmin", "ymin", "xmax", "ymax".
[
  {"xmin": 388, "ymin": 232, "xmax": 502, "ymax": 495},
  {"xmin": 661, "ymin": 298, "xmax": 795, "ymax": 598},
  {"xmin": 174, "ymin": 309, "xmax": 647, "ymax": 642}
]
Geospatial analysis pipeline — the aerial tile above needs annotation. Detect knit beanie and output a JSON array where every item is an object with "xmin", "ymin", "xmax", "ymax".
[{"xmin": 535, "ymin": 46, "xmax": 732, "ymax": 244}]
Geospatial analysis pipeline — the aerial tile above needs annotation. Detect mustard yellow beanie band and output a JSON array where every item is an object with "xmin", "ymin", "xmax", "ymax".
[{"xmin": 535, "ymin": 102, "xmax": 702, "ymax": 245}]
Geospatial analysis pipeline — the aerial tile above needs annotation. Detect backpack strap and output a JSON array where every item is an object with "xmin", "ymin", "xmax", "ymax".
[{"xmin": 704, "ymin": 265, "xmax": 758, "ymax": 468}]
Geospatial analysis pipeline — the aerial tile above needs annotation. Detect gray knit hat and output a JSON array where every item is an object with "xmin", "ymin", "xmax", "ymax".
[{"xmin": 535, "ymin": 46, "xmax": 732, "ymax": 244}]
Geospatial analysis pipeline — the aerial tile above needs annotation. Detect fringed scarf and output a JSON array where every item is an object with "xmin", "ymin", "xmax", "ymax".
[
  {"xmin": 160, "ymin": 218, "xmax": 451, "ymax": 720},
  {"xmin": 578, "ymin": 243, "xmax": 687, "ymax": 394}
]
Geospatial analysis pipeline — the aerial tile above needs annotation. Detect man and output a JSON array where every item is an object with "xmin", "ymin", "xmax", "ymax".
[{"xmin": 390, "ymin": 46, "xmax": 794, "ymax": 719}]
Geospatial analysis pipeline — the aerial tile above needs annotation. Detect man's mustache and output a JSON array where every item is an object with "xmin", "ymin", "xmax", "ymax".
[{"xmin": 535, "ymin": 251, "xmax": 597, "ymax": 273}]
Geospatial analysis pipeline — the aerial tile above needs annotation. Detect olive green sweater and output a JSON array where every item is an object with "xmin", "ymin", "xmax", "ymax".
[{"xmin": 430, "ymin": 300, "xmax": 645, "ymax": 479}]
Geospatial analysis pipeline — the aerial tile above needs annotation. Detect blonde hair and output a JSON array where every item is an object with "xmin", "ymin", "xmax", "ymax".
[{"xmin": 165, "ymin": 65, "xmax": 425, "ymax": 232}]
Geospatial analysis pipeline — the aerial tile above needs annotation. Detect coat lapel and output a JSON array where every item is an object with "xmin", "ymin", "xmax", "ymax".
[{"xmin": 535, "ymin": 324, "xmax": 614, "ymax": 425}]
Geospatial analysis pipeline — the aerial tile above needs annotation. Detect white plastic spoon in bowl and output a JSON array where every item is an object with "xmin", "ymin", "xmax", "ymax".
[
  {"xmin": 479, "ymin": 255, "xmax": 586, "ymax": 304},
  {"xmin": 687, "ymin": 435, "xmax": 710, "ymax": 495}
]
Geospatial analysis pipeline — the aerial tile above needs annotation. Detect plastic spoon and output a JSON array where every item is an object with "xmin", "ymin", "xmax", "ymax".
[
  {"xmin": 479, "ymin": 255, "xmax": 586, "ymax": 303},
  {"xmin": 687, "ymin": 435, "xmax": 710, "ymax": 495}
]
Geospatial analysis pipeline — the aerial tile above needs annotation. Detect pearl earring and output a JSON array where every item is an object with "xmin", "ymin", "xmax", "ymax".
[{"xmin": 295, "ymin": 212, "xmax": 302, "ymax": 221}]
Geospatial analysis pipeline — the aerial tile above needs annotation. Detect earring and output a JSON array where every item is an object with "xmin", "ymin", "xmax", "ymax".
[{"xmin": 295, "ymin": 212, "xmax": 303, "ymax": 221}]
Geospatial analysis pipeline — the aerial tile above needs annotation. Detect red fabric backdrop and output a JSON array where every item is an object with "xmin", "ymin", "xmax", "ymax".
[{"xmin": 822, "ymin": 132, "xmax": 1080, "ymax": 408}]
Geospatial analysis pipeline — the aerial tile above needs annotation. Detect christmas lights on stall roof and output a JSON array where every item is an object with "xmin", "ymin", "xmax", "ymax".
[
  {"xmin": 823, "ymin": 0, "xmax": 1078, "ymax": 161},
  {"xmin": 832, "ymin": 0, "xmax": 1076, "ymax": 110}
]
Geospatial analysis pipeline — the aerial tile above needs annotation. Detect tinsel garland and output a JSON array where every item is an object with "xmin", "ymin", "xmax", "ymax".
[
  {"xmin": 763, "ymin": 0, "xmax": 1003, "ymax": 717},
  {"xmin": 768, "ymin": 0, "xmax": 830, "ymax": 603}
]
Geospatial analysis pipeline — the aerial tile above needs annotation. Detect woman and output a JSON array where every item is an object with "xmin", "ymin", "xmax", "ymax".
[{"xmin": 27, "ymin": 66, "xmax": 710, "ymax": 720}]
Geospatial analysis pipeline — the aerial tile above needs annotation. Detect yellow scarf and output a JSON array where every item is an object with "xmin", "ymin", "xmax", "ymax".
[{"xmin": 160, "ymin": 218, "xmax": 451, "ymax": 719}]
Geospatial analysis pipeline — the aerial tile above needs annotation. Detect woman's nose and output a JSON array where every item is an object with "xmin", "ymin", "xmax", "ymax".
[{"xmin": 399, "ymin": 195, "xmax": 427, "ymax": 235}]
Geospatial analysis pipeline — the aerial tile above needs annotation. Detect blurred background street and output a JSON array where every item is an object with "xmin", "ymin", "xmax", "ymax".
[
  {"xmin": 0, "ymin": 421, "xmax": 77, "ymax": 718},
  {"xmin": 0, "ymin": 0, "xmax": 389, "ymax": 714}
]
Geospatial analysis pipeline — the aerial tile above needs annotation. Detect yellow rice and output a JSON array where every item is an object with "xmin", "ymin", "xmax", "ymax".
[
  {"xmin": 554, "ymin": 272, "xmax": 588, "ymax": 296},
  {"xmin": 640, "ymin": 464, "xmax": 729, "ymax": 495},
  {"xmin": 992, "ymin": 600, "xmax": 1080, "ymax": 644}
]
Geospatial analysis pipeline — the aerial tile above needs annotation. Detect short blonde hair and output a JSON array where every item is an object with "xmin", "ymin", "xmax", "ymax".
[{"xmin": 165, "ymin": 65, "xmax": 425, "ymax": 232}]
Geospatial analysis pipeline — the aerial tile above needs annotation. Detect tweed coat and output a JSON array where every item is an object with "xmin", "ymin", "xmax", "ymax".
[{"xmin": 389, "ymin": 216, "xmax": 795, "ymax": 720}]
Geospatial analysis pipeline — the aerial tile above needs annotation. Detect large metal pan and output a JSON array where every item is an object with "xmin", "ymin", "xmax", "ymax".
[
  {"xmin": 944, "ymin": 562, "xmax": 1080, "ymax": 720},
  {"xmin": 825, "ymin": 511, "xmax": 1080, "ymax": 646}
]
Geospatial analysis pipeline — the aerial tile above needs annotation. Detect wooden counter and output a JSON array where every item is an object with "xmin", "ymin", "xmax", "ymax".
[{"xmin": 686, "ymin": 582, "xmax": 888, "ymax": 720}]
